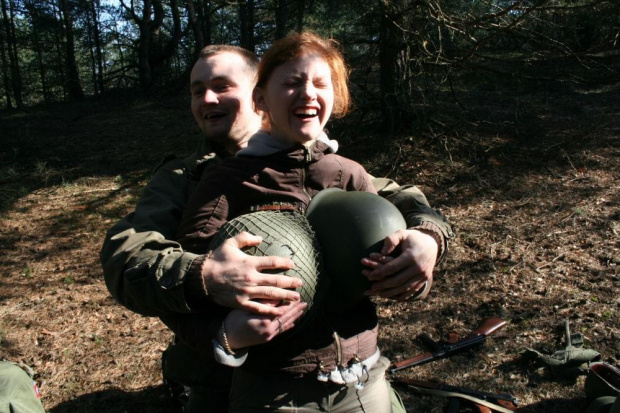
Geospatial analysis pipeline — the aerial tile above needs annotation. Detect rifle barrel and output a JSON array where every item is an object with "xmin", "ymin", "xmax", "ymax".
[
  {"xmin": 389, "ymin": 317, "xmax": 507, "ymax": 374},
  {"xmin": 389, "ymin": 334, "xmax": 485, "ymax": 373}
]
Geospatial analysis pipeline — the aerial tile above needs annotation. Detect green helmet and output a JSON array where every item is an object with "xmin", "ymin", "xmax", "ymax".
[
  {"xmin": 208, "ymin": 210, "xmax": 328, "ymax": 337},
  {"xmin": 306, "ymin": 188, "xmax": 407, "ymax": 313}
]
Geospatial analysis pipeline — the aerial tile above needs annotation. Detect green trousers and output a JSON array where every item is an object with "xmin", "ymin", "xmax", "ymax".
[
  {"xmin": 0, "ymin": 362, "xmax": 45, "ymax": 413},
  {"xmin": 162, "ymin": 342, "xmax": 406, "ymax": 412}
]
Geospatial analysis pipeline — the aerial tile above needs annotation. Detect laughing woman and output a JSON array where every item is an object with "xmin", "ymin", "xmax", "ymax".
[{"xmin": 175, "ymin": 32, "xmax": 400, "ymax": 413}]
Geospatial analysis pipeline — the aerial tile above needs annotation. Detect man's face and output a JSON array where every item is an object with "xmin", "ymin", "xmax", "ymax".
[
  {"xmin": 254, "ymin": 54, "xmax": 334, "ymax": 145},
  {"xmin": 190, "ymin": 52, "xmax": 262, "ymax": 154}
]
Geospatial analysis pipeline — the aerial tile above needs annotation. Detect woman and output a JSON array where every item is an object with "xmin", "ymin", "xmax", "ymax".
[{"xmin": 176, "ymin": 32, "xmax": 396, "ymax": 412}]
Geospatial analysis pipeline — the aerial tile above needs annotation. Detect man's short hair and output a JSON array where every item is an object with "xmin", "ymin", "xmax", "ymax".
[{"xmin": 198, "ymin": 45, "xmax": 259, "ymax": 77}]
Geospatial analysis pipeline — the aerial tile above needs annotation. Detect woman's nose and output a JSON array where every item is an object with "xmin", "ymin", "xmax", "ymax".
[{"xmin": 301, "ymin": 82, "xmax": 317, "ymax": 100}]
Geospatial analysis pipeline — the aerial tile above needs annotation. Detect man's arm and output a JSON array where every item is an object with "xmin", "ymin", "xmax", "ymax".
[
  {"xmin": 365, "ymin": 177, "xmax": 454, "ymax": 301},
  {"xmin": 101, "ymin": 156, "xmax": 302, "ymax": 318},
  {"xmin": 100, "ymin": 158, "xmax": 200, "ymax": 316},
  {"xmin": 371, "ymin": 177, "xmax": 453, "ymax": 263}
]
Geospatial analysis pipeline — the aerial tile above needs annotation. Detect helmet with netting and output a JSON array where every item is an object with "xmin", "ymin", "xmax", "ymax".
[{"xmin": 208, "ymin": 210, "xmax": 328, "ymax": 337}]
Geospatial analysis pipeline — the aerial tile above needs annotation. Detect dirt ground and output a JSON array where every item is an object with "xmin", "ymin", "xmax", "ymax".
[{"xmin": 0, "ymin": 85, "xmax": 618, "ymax": 412}]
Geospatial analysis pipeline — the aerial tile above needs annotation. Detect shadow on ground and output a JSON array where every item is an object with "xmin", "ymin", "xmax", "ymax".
[{"xmin": 48, "ymin": 385, "xmax": 180, "ymax": 413}]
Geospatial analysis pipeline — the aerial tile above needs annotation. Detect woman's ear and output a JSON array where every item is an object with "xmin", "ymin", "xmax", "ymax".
[{"xmin": 253, "ymin": 87, "xmax": 269, "ymax": 112}]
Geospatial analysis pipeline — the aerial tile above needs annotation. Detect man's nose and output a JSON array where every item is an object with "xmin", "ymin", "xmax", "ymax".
[{"xmin": 203, "ymin": 89, "xmax": 218, "ymax": 103}]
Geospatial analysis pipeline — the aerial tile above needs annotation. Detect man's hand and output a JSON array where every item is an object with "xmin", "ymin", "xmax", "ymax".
[
  {"xmin": 202, "ymin": 232, "xmax": 302, "ymax": 316},
  {"xmin": 223, "ymin": 301, "xmax": 307, "ymax": 350},
  {"xmin": 361, "ymin": 229, "xmax": 437, "ymax": 301}
]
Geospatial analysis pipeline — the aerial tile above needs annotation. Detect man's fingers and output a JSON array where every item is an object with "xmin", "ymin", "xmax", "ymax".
[
  {"xmin": 251, "ymin": 270, "xmax": 301, "ymax": 289},
  {"xmin": 254, "ymin": 255, "xmax": 296, "ymax": 272},
  {"xmin": 228, "ymin": 231, "xmax": 263, "ymax": 249},
  {"xmin": 246, "ymin": 284, "xmax": 301, "ymax": 303}
]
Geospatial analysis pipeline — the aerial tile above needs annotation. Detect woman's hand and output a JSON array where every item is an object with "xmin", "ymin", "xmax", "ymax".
[
  {"xmin": 361, "ymin": 229, "xmax": 437, "ymax": 301},
  {"xmin": 221, "ymin": 300, "xmax": 308, "ymax": 350}
]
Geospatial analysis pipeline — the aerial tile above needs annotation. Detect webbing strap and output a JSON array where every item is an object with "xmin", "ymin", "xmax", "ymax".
[{"xmin": 407, "ymin": 385, "xmax": 515, "ymax": 413}]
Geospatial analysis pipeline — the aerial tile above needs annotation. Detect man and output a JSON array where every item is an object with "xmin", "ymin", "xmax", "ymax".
[{"xmin": 100, "ymin": 44, "xmax": 453, "ymax": 412}]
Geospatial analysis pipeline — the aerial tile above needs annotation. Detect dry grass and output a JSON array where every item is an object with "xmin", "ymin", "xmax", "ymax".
[{"xmin": 0, "ymin": 86, "xmax": 618, "ymax": 412}]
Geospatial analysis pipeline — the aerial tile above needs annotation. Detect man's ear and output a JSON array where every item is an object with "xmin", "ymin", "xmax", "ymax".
[{"xmin": 253, "ymin": 87, "xmax": 269, "ymax": 112}]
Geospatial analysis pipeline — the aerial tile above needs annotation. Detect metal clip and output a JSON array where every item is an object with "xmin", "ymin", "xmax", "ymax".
[
  {"xmin": 317, "ymin": 362, "xmax": 329, "ymax": 382},
  {"xmin": 355, "ymin": 365, "xmax": 370, "ymax": 390}
]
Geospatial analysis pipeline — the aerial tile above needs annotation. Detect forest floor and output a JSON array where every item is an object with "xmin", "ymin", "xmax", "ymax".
[{"xmin": 0, "ymin": 83, "xmax": 618, "ymax": 412}]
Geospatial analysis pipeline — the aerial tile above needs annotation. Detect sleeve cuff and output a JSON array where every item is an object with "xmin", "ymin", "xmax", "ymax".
[
  {"xmin": 184, "ymin": 255, "xmax": 212, "ymax": 311},
  {"xmin": 212, "ymin": 339, "xmax": 248, "ymax": 367},
  {"xmin": 410, "ymin": 221, "xmax": 448, "ymax": 264}
]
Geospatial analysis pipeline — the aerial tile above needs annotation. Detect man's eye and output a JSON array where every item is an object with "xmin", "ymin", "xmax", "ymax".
[
  {"xmin": 192, "ymin": 88, "xmax": 205, "ymax": 97},
  {"xmin": 214, "ymin": 84, "xmax": 232, "ymax": 92}
]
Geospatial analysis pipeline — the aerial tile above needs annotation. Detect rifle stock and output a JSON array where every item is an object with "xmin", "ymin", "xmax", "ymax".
[{"xmin": 389, "ymin": 317, "xmax": 506, "ymax": 373}]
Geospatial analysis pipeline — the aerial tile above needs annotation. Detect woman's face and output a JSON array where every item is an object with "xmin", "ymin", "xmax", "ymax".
[{"xmin": 254, "ymin": 53, "xmax": 334, "ymax": 145}]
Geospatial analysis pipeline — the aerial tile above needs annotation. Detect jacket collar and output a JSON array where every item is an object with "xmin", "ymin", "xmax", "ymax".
[{"xmin": 236, "ymin": 130, "xmax": 339, "ymax": 157}]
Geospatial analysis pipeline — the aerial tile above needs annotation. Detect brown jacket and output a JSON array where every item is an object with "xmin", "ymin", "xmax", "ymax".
[
  {"xmin": 175, "ymin": 135, "xmax": 379, "ymax": 375},
  {"xmin": 176, "ymin": 138, "xmax": 376, "ymax": 253}
]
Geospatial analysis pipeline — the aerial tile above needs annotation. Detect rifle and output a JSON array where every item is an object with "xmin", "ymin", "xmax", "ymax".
[
  {"xmin": 389, "ymin": 316, "xmax": 507, "ymax": 373},
  {"xmin": 393, "ymin": 377, "xmax": 519, "ymax": 413}
]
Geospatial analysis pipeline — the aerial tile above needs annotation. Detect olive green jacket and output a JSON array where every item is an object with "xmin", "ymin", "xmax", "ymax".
[{"xmin": 100, "ymin": 139, "xmax": 453, "ymax": 320}]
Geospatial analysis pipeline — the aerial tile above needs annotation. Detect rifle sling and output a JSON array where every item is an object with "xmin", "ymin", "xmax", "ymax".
[{"xmin": 405, "ymin": 384, "xmax": 515, "ymax": 413}]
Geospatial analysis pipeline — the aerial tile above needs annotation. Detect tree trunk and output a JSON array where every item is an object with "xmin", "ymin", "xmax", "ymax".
[
  {"xmin": 59, "ymin": 0, "xmax": 84, "ymax": 100},
  {"xmin": 295, "ymin": 0, "xmax": 304, "ymax": 32},
  {"xmin": 0, "ymin": 13, "xmax": 12, "ymax": 109},
  {"xmin": 139, "ymin": 0, "xmax": 153, "ymax": 89},
  {"xmin": 238, "ymin": 0, "xmax": 255, "ymax": 52},
  {"xmin": 187, "ymin": 0, "xmax": 204, "ymax": 58},
  {"xmin": 84, "ymin": 2, "xmax": 98, "ymax": 94},
  {"xmin": 149, "ymin": 0, "xmax": 182, "ymax": 84},
  {"xmin": 90, "ymin": 0, "xmax": 105, "ymax": 94},
  {"xmin": 32, "ymin": 17, "xmax": 50, "ymax": 103},
  {"xmin": 379, "ymin": 0, "xmax": 404, "ymax": 132},
  {"xmin": 275, "ymin": 0, "xmax": 288, "ymax": 39},
  {"xmin": 53, "ymin": 2, "xmax": 67, "ymax": 100},
  {"xmin": 199, "ymin": 0, "xmax": 212, "ymax": 46},
  {"xmin": 1, "ymin": 0, "xmax": 23, "ymax": 108}
]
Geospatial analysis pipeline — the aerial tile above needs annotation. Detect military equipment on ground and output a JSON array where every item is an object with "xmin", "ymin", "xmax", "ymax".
[
  {"xmin": 393, "ymin": 377, "xmax": 518, "ymax": 413},
  {"xmin": 389, "ymin": 317, "xmax": 507, "ymax": 373}
]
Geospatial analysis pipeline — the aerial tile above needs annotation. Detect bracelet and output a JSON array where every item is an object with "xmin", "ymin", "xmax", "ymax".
[{"xmin": 220, "ymin": 321, "xmax": 236, "ymax": 356}]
